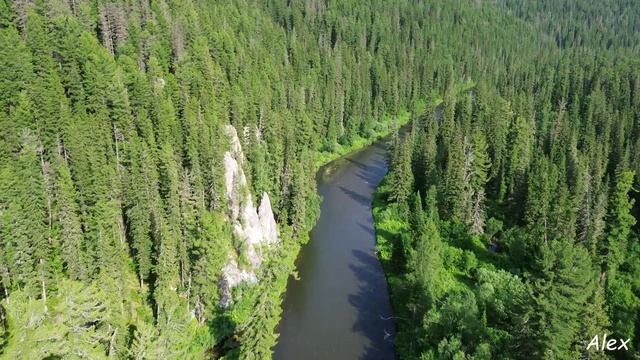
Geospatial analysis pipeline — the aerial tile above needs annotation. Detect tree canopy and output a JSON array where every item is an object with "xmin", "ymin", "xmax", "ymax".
[{"xmin": 1, "ymin": 0, "xmax": 639, "ymax": 359}]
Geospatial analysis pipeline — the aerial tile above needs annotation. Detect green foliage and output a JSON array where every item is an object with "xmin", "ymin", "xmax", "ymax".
[
  {"xmin": 603, "ymin": 170, "xmax": 637, "ymax": 277},
  {"xmin": 0, "ymin": 0, "xmax": 639, "ymax": 358},
  {"xmin": 2, "ymin": 279, "xmax": 113, "ymax": 359},
  {"xmin": 526, "ymin": 240, "xmax": 595, "ymax": 358},
  {"xmin": 373, "ymin": 1, "xmax": 640, "ymax": 358},
  {"xmin": 389, "ymin": 133, "xmax": 415, "ymax": 204},
  {"xmin": 1, "ymin": 0, "xmax": 430, "ymax": 356}
]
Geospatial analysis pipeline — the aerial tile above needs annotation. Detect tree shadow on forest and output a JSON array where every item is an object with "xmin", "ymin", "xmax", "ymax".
[
  {"xmin": 446, "ymin": 223, "xmax": 510, "ymax": 272},
  {"xmin": 207, "ymin": 312, "xmax": 240, "ymax": 359},
  {"xmin": 632, "ymin": 190, "xmax": 640, "ymax": 233},
  {"xmin": 348, "ymin": 249, "xmax": 396, "ymax": 360}
]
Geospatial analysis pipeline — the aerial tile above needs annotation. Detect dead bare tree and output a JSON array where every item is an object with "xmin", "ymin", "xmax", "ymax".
[
  {"xmin": 98, "ymin": 3, "xmax": 128, "ymax": 55},
  {"xmin": 12, "ymin": 0, "xmax": 32, "ymax": 33},
  {"xmin": 171, "ymin": 23, "xmax": 185, "ymax": 67}
]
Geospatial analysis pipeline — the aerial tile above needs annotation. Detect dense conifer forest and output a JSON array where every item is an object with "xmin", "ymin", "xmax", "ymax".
[
  {"xmin": 0, "ymin": 0, "xmax": 638, "ymax": 359},
  {"xmin": 374, "ymin": 1, "xmax": 640, "ymax": 359}
]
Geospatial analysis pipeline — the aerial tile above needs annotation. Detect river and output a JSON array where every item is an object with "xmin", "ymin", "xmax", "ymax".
[{"xmin": 273, "ymin": 140, "xmax": 396, "ymax": 360}]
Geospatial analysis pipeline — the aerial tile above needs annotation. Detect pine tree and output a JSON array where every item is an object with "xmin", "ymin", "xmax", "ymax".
[
  {"xmin": 487, "ymin": 98, "xmax": 512, "ymax": 198},
  {"xmin": 52, "ymin": 155, "xmax": 89, "ymax": 281},
  {"xmin": 506, "ymin": 116, "xmax": 534, "ymax": 207},
  {"xmin": 444, "ymin": 131, "xmax": 466, "ymax": 221},
  {"xmin": 409, "ymin": 204, "xmax": 444, "ymax": 303},
  {"xmin": 579, "ymin": 283, "xmax": 610, "ymax": 360},
  {"xmin": 129, "ymin": 321, "xmax": 159, "ymax": 360},
  {"xmin": 410, "ymin": 192, "xmax": 426, "ymax": 236},
  {"xmin": 190, "ymin": 212, "xmax": 230, "ymax": 322},
  {"xmin": 0, "ymin": 131, "xmax": 53, "ymax": 298},
  {"xmin": 390, "ymin": 138, "xmax": 414, "ymax": 205},
  {"xmin": 0, "ymin": 0, "xmax": 14, "ymax": 27},
  {"xmin": 0, "ymin": 27, "xmax": 33, "ymax": 115},
  {"xmin": 1, "ymin": 279, "xmax": 114, "ymax": 359},
  {"xmin": 1, "ymin": 91, "xmax": 33, "ymax": 161},
  {"xmin": 525, "ymin": 157, "xmax": 559, "ymax": 246},
  {"xmin": 467, "ymin": 129, "xmax": 491, "ymax": 234},
  {"xmin": 602, "ymin": 169, "xmax": 636, "ymax": 280},
  {"xmin": 124, "ymin": 138, "xmax": 155, "ymax": 288},
  {"xmin": 527, "ymin": 240, "xmax": 594, "ymax": 359},
  {"xmin": 238, "ymin": 292, "xmax": 281, "ymax": 360},
  {"xmin": 154, "ymin": 291, "xmax": 197, "ymax": 359},
  {"xmin": 25, "ymin": 11, "xmax": 65, "ymax": 152}
]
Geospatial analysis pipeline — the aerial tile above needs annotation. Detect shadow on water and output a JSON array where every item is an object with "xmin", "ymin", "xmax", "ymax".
[
  {"xmin": 357, "ymin": 222, "xmax": 376, "ymax": 237},
  {"xmin": 275, "ymin": 138, "xmax": 396, "ymax": 360},
  {"xmin": 337, "ymin": 161, "xmax": 387, "ymax": 209},
  {"xmin": 344, "ymin": 157, "xmax": 371, "ymax": 170},
  {"xmin": 349, "ymin": 249, "xmax": 396, "ymax": 360},
  {"xmin": 338, "ymin": 185, "xmax": 373, "ymax": 208},
  {"xmin": 354, "ymin": 167, "xmax": 386, "ymax": 189},
  {"xmin": 351, "ymin": 154, "xmax": 387, "ymax": 176}
]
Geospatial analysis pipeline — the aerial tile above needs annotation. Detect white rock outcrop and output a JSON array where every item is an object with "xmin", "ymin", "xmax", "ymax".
[{"xmin": 219, "ymin": 125, "xmax": 279, "ymax": 307}]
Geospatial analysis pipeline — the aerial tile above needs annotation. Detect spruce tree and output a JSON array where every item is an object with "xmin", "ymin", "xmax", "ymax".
[
  {"xmin": 602, "ymin": 170, "xmax": 636, "ymax": 279},
  {"xmin": 527, "ymin": 240, "xmax": 594, "ymax": 359},
  {"xmin": 1, "ymin": 132, "xmax": 53, "ymax": 298},
  {"xmin": 52, "ymin": 155, "xmax": 89, "ymax": 281}
]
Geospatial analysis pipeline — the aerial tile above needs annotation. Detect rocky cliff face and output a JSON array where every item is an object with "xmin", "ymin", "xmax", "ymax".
[{"xmin": 220, "ymin": 125, "xmax": 279, "ymax": 307}]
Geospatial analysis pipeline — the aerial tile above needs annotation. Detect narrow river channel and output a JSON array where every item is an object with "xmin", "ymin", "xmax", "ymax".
[{"xmin": 273, "ymin": 140, "xmax": 396, "ymax": 360}]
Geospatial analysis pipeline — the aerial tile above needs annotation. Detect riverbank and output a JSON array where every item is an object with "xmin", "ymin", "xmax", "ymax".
[
  {"xmin": 313, "ymin": 111, "xmax": 410, "ymax": 169},
  {"xmin": 217, "ymin": 111, "xmax": 409, "ymax": 359},
  {"xmin": 371, "ymin": 175, "xmax": 410, "ymax": 358},
  {"xmin": 274, "ymin": 133, "xmax": 396, "ymax": 359},
  {"xmin": 372, "ymin": 169, "xmax": 518, "ymax": 359},
  {"xmin": 247, "ymin": 112, "xmax": 408, "ymax": 358}
]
